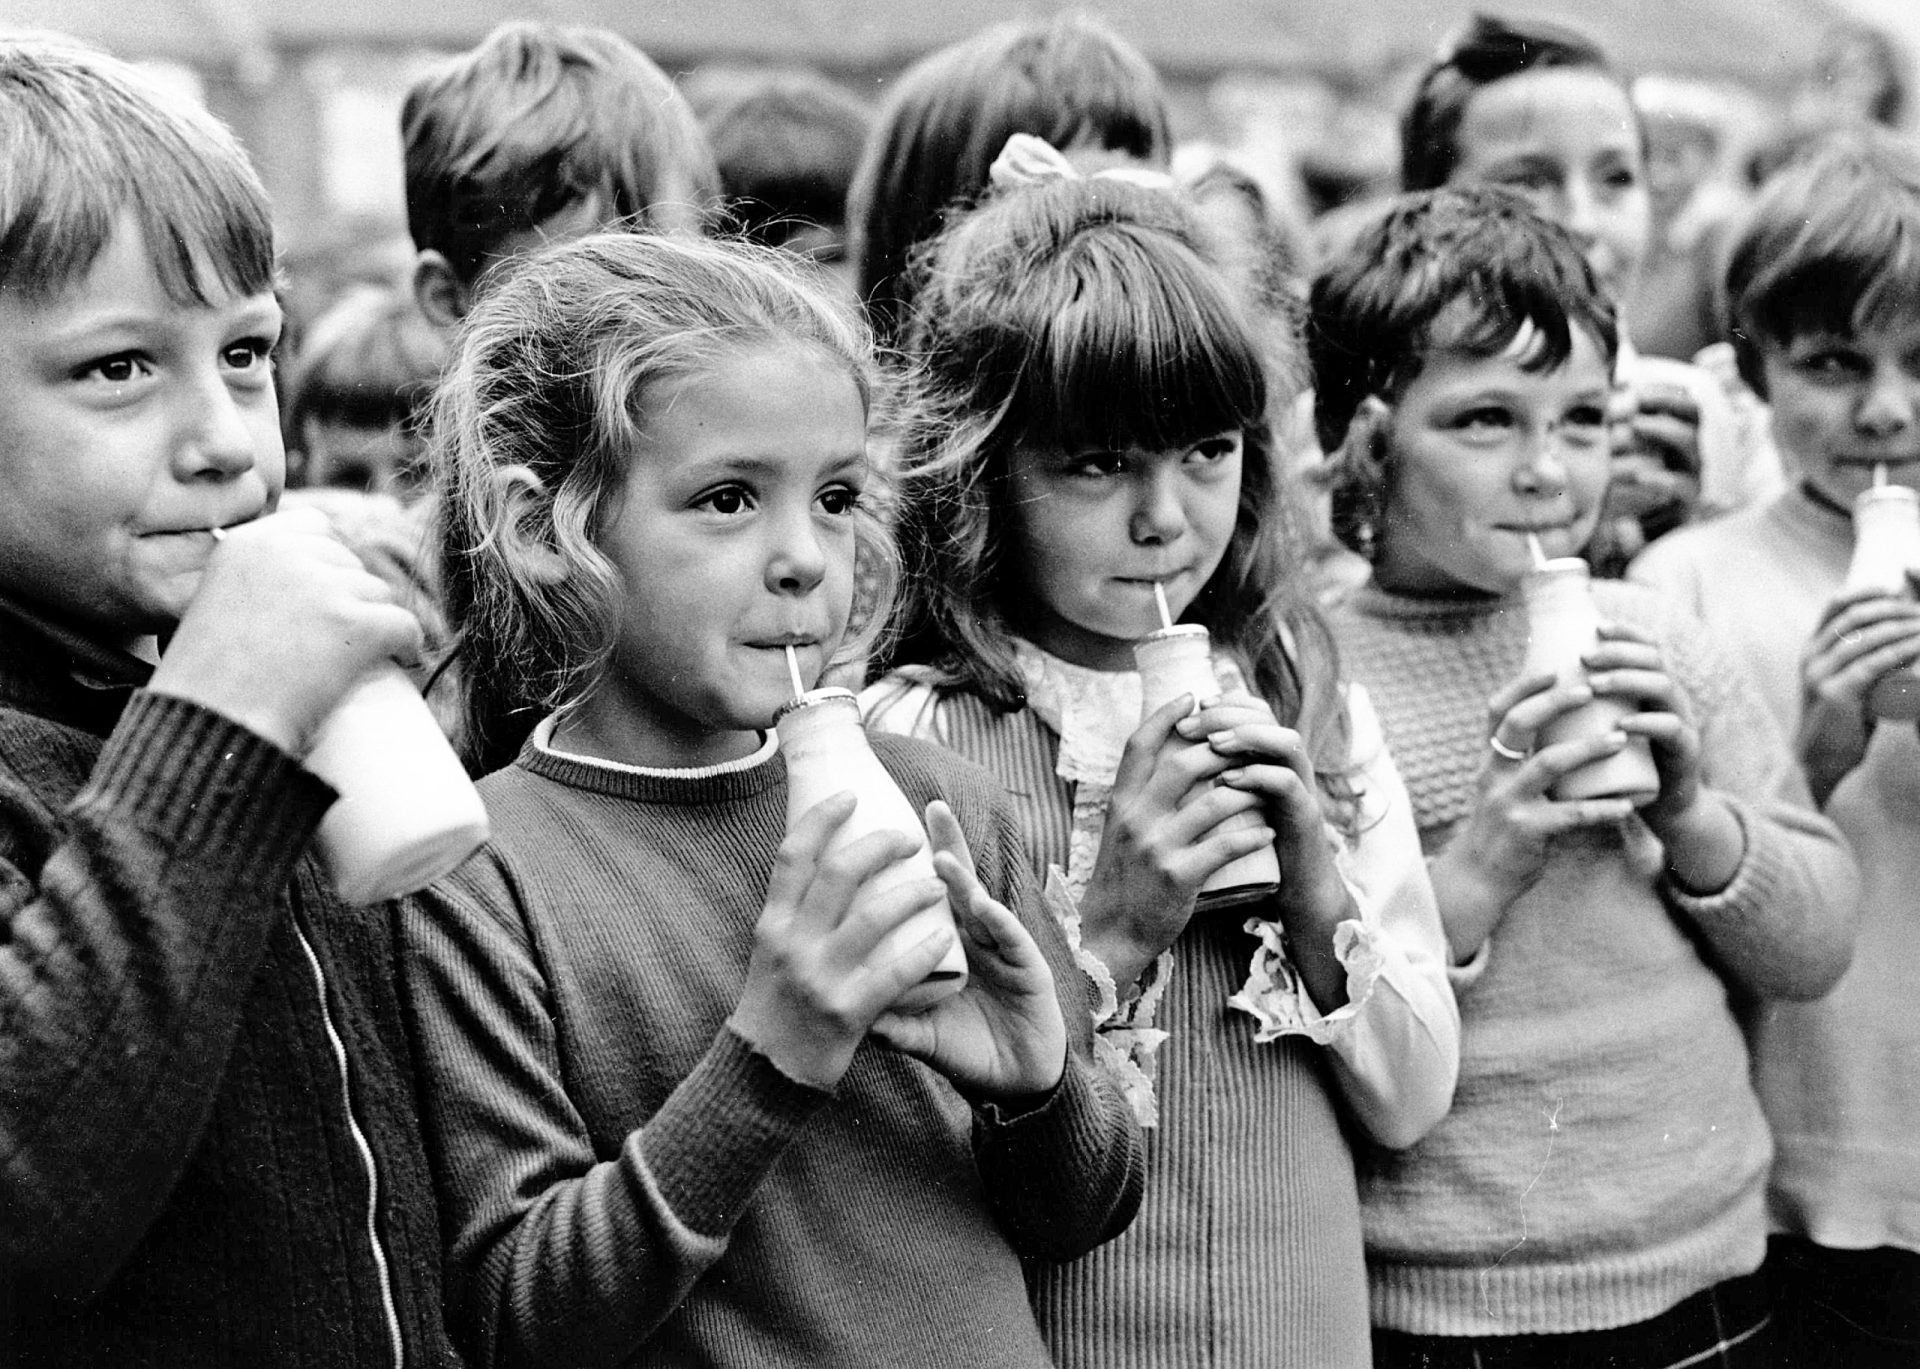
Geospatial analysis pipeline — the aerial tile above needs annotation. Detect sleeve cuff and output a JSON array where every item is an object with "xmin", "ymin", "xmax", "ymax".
[
  {"xmin": 1227, "ymin": 914, "xmax": 1388, "ymax": 1047},
  {"xmin": 1446, "ymin": 937, "xmax": 1493, "ymax": 992},
  {"xmin": 639, "ymin": 1026, "xmax": 834, "ymax": 1237},
  {"xmin": 1662, "ymin": 799, "xmax": 1778, "ymax": 918},
  {"xmin": 1045, "ymin": 868, "xmax": 1169, "ymax": 1128},
  {"xmin": 80, "ymin": 689, "xmax": 335, "ymax": 891}
]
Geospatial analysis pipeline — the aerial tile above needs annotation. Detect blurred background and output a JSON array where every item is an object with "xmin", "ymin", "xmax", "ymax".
[{"xmin": 1, "ymin": 0, "xmax": 1910, "ymax": 338}]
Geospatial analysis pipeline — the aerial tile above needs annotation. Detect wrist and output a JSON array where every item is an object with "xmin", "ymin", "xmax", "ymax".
[
  {"xmin": 1078, "ymin": 921, "xmax": 1160, "ymax": 997},
  {"xmin": 725, "ymin": 1003, "xmax": 857, "ymax": 1092},
  {"xmin": 1653, "ymin": 791, "xmax": 1745, "ymax": 895}
]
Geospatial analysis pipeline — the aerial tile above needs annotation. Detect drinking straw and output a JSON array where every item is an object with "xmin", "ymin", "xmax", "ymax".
[
  {"xmin": 1526, "ymin": 532, "xmax": 1548, "ymax": 568},
  {"xmin": 785, "ymin": 644, "xmax": 806, "ymax": 700},
  {"xmin": 1875, "ymin": 464, "xmax": 1889, "ymax": 488},
  {"xmin": 1153, "ymin": 581, "xmax": 1174, "ymax": 631}
]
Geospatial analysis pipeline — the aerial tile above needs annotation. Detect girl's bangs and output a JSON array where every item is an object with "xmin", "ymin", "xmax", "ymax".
[{"xmin": 1011, "ymin": 283, "xmax": 1263, "ymax": 455}]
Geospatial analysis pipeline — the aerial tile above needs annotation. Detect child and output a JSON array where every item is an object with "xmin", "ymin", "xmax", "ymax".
[
  {"xmin": 1312, "ymin": 185, "xmax": 1858, "ymax": 1367},
  {"xmin": 1400, "ymin": 13, "xmax": 1785, "ymax": 565},
  {"xmin": 1631, "ymin": 131, "xmax": 1920, "ymax": 1368},
  {"xmin": 400, "ymin": 231, "xmax": 1143, "ymax": 1369},
  {"xmin": 0, "ymin": 37, "xmax": 459, "ymax": 1366},
  {"xmin": 864, "ymin": 156, "xmax": 1459, "ymax": 1369},
  {"xmin": 282, "ymin": 282, "xmax": 444, "ymax": 502},
  {"xmin": 402, "ymin": 19, "xmax": 719, "ymax": 328},
  {"xmin": 685, "ymin": 64, "xmax": 870, "ymax": 281},
  {"xmin": 847, "ymin": 12, "xmax": 1171, "ymax": 345}
]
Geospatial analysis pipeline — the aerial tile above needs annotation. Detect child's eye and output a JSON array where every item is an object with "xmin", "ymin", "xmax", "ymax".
[
  {"xmin": 1188, "ymin": 435, "xmax": 1242, "ymax": 465},
  {"xmin": 1494, "ymin": 167, "xmax": 1557, "ymax": 194},
  {"xmin": 1561, "ymin": 405, "xmax": 1609, "ymax": 442},
  {"xmin": 1453, "ymin": 406, "xmax": 1516, "ymax": 435},
  {"xmin": 1598, "ymin": 160, "xmax": 1640, "ymax": 192},
  {"xmin": 817, "ymin": 484, "xmax": 862, "ymax": 516},
  {"xmin": 696, "ymin": 485, "xmax": 754, "ymax": 515},
  {"xmin": 80, "ymin": 353, "xmax": 149, "ymax": 385},
  {"xmin": 1065, "ymin": 450, "xmax": 1128, "ymax": 478},
  {"xmin": 1796, "ymin": 350, "xmax": 1868, "ymax": 381},
  {"xmin": 221, "ymin": 337, "xmax": 275, "ymax": 373}
]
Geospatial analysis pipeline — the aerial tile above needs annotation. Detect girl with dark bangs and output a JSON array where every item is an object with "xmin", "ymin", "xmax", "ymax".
[{"xmin": 863, "ymin": 149, "xmax": 1459, "ymax": 1369}]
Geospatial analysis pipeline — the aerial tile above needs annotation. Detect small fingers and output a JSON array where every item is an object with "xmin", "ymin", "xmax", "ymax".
[
  {"xmin": 1525, "ymin": 728, "xmax": 1634, "ymax": 787},
  {"xmin": 807, "ymin": 828, "xmax": 926, "ymax": 930},
  {"xmin": 1582, "ymin": 666, "xmax": 1678, "ymax": 712},
  {"xmin": 1486, "ymin": 669, "xmax": 1563, "ymax": 728},
  {"xmin": 1496, "ymin": 680, "xmax": 1596, "ymax": 747},
  {"xmin": 1179, "ymin": 692, "xmax": 1275, "ymax": 740},
  {"xmin": 767, "ymin": 791, "xmax": 859, "ymax": 910},
  {"xmin": 1540, "ymin": 795, "xmax": 1639, "ymax": 831}
]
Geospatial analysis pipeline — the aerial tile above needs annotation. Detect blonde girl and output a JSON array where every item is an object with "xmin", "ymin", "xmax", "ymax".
[{"xmin": 403, "ymin": 232, "xmax": 1143, "ymax": 1369}]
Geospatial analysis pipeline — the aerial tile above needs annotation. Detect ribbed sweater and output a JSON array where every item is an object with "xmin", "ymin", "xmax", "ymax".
[
  {"xmin": 399, "ymin": 730, "xmax": 1143, "ymax": 1369},
  {"xmin": 1332, "ymin": 578, "xmax": 1859, "ymax": 1336},
  {"xmin": 861, "ymin": 674, "xmax": 1462, "ymax": 1369},
  {"xmin": 1634, "ymin": 487, "xmax": 1920, "ymax": 1255},
  {"xmin": 0, "ymin": 601, "xmax": 461, "ymax": 1368}
]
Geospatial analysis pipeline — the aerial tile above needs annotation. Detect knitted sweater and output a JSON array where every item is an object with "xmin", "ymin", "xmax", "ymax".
[
  {"xmin": 1332, "ymin": 578, "xmax": 1858, "ymax": 1336},
  {"xmin": 862, "ymin": 664, "xmax": 1460, "ymax": 1369},
  {"xmin": 0, "ymin": 600, "xmax": 461, "ymax": 1368},
  {"xmin": 399, "ymin": 727, "xmax": 1143, "ymax": 1369},
  {"xmin": 1634, "ymin": 487, "xmax": 1920, "ymax": 1255}
]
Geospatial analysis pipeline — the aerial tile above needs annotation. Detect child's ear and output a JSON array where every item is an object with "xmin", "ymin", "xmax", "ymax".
[
  {"xmin": 492, "ymin": 464, "xmax": 570, "ymax": 585},
  {"xmin": 413, "ymin": 251, "xmax": 472, "ymax": 331},
  {"xmin": 1336, "ymin": 395, "xmax": 1393, "ymax": 475}
]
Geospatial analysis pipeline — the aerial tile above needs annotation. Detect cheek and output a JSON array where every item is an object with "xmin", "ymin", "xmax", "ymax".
[{"xmin": 1769, "ymin": 387, "xmax": 1845, "ymax": 452}]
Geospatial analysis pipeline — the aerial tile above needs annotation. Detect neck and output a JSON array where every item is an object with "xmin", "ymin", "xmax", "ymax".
[
  {"xmin": 552, "ymin": 696, "xmax": 766, "ymax": 771},
  {"xmin": 1798, "ymin": 478, "xmax": 1857, "ymax": 522}
]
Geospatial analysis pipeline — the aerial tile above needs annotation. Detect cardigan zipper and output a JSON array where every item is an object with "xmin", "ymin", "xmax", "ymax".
[{"xmin": 294, "ymin": 921, "xmax": 406, "ymax": 1368}]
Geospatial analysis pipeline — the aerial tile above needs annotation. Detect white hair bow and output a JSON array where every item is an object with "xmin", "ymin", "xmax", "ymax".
[{"xmin": 987, "ymin": 131, "xmax": 1175, "ymax": 193}]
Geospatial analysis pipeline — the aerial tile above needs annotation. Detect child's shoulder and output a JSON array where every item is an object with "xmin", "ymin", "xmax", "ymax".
[
  {"xmin": 1630, "ymin": 499, "xmax": 1782, "ymax": 582},
  {"xmin": 871, "ymin": 729, "xmax": 1008, "ymax": 810}
]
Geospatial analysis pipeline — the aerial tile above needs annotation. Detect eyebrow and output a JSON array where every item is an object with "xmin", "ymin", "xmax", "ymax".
[
  {"xmin": 684, "ymin": 451, "xmax": 868, "ymax": 480},
  {"xmin": 47, "ymin": 296, "xmax": 284, "ymax": 343}
]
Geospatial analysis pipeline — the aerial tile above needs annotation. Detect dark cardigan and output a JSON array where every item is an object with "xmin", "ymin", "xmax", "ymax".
[{"xmin": 0, "ymin": 600, "xmax": 462, "ymax": 1368}]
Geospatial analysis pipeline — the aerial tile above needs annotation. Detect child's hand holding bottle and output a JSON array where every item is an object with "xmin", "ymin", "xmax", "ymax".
[
  {"xmin": 150, "ymin": 507, "xmax": 424, "ymax": 757},
  {"xmin": 1799, "ymin": 578, "xmax": 1920, "ymax": 805},
  {"xmin": 1075, "ymin": 694, "xmax": 1277, "ymax": 988},
  {"xmin": 1582, "ymin": 624, "xmax": 1744, "ymax": 889},
  {"xmin": 728, "ymin": 793, "xmax": 957, "ymax": 1091},
  {"xmin": 870, "ymin": 802, "xmax": 1069, "ymax": 1101},
  {"xmin": 1187, "ymin": 691, "xmax": 1360, "ymax": 1012},
  {"xmin": 1431, "ymin": 669, "xmax": 1639, "ymax": 962}
]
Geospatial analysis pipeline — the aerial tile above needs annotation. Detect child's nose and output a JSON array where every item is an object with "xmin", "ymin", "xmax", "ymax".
[
  {"xmin": 1856, "ymin": 364, "xmax": 1918, "ymax": 438},
  {"xmin": 766, "ymin": 509, "xmax": 828, "ymax": 592},
  {"xmin": 1513, "ymin": 433, "xmax": 1571, "ymax": 496},
  {"xmin": 1557, "ymin": 179, "xmax": 1604, "ymax": 251},
  {"xmin": 171, "ymin": 376, "xmax": 262, "ymax": 482},
  {"xmin": 1128, "ymin": 469, "xmax": 1189, "ymax": 544}
]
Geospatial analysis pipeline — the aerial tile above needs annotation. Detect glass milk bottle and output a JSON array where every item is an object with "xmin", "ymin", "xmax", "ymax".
[
  {"xmin": 1844, "ymin": 484, "xmax": 1920, "ymax": 721},
  {"xmin": 776, "ymin": 688, "xmax": 968, "ymax": 1012},
  {"xmin": 1520, "ymin": 559, "xmax": 1662, "ymax": 804},
  {"xmin": 304, "ymin": 665, "xmax": 491, "ymax": 905},
  {"xmin": 1133, "ymin": 624, "xmax": 1281, "ymax": 909}
]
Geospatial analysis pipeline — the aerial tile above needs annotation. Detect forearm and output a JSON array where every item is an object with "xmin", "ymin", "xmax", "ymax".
[
  {"xmin": 405, "ymin": 886, "xmax": 831, "ymax": 1369},
  {"xmin": 1424, "ymin": 842, "xmax": 1519, "ymax": 966},
  {"xmin": 1653, "ymin": 790, "xmax": 1746, "ymax": 896},
  {"xmin": 1319, "ymin": 816, "xmax": 1460, "ymax": 1148},
  {"xmin": 472, "ymin": 1031, "xmax": 829, "ymax": 1369},
  {"xmin": 1665, "ymin": 797, "xmax": 1859, "ymax": 1001},
  {"xmin": 0, "ymin": 691, "xmax": 328, "ymax": 1292}
]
